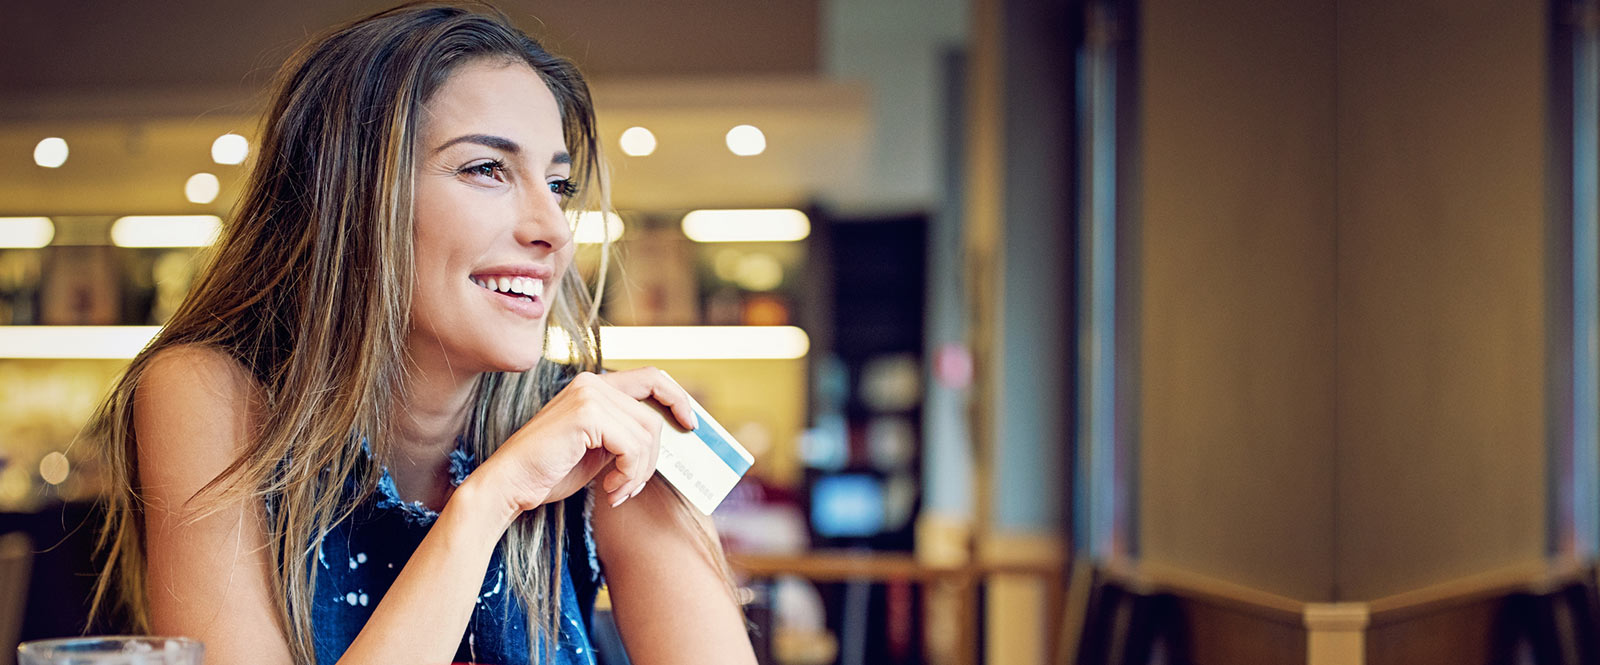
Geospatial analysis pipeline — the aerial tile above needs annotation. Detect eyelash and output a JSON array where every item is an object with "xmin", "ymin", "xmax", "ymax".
[
  {"xmin": 458, "ymin": 160, "xmax": 578, "ymax": 198},
  {"xmin": 549, "ymin": 179, "xmax": 579, "ymax": 198},
  {"xmin": 460, "ymin": 159, "xmax": 507, "ymax": 181}
]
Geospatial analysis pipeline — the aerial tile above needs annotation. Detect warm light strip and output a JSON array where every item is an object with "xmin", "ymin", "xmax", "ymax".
[
  {"xmin": 111, "ymin": 215, "xmax": 222, "ymax": 247},
  {"xmin": 0, "ymin": 326, "xmax": 161, "ymax": 359},
  {"xmin": 681, "ymin": 209, "xmax": 810, "ymax": 243},
  {"xmin": 0, "ymin": 325, "xmax": 810, "ymax": 361},
  {"xmin": 546, "ymin": 326, "xmax": 810, "ymax": 361},
  {"xmin": 0, "ymin": 217, "xmax": 54, "ymax": 248},
  {"xmin": 574, "ymin": 211, "xmax": 624, "ymax": 244}
]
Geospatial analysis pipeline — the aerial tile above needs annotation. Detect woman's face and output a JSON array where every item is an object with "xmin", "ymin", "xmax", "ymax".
[{"xmin": 409, "ymin": 59, "xmax": 577, "ymax": 375}]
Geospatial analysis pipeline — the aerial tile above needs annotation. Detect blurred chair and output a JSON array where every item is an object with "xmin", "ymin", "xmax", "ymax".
[
  {"xmin": 1066, "ymin": 565, "xmax": 1190, "ymax": 665},
  {"xmin": 0, "ymin": 531, "xmax": 34, "ymax": 665},
  {"xmin": 1489, "ymin": 573, "xmax": 1600, "ymax": 665}
]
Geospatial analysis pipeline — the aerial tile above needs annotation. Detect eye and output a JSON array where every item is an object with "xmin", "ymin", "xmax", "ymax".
[
  {"xmin": 459, "ymin": 159, "xmax": 507, "ymax": 181},
  {"xmin": 548, "ymin": 178, "xmax": 579, "ymax": 198}
]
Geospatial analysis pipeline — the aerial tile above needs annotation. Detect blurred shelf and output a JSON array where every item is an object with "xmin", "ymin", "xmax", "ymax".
[{"xmin": 732, "ymin": 551, "xmax": 1064, "ymax": 584}]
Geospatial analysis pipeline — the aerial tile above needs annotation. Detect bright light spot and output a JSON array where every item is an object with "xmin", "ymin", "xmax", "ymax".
[
  {"xmin": 39, "ymin": 452, "xmax": 69, "ymax": 485},
  {"xmin": 185, "ymin": 173, "xmax": 220, "ymax": 204},
  {"xmin": 33, "ymin": 137, "xmax": 68, "ymax": 168},
  {"xmin": 574, "ymin": 211, "xmax": 625, "ymax": 244},
  {"xmin": 619, "ymin": 127, "xmax": 657, "ymax": 157},
  {"xmin": 545, "ymin": 326, "xmax": 810, "ymax": 361},
  {"xmin": 713, "ymin": 249, "xmax": 744, "ymax": 282},
  {"xmin": 0, "ymin": 326, "xmax": 162, "ymax": 358},
  {"xmin": 111, "ymin": 215, "xmax": 222, "ymax": 247},
  {"xmin": 211, "ymin": 133, "xmax": 250, "ymax": 165},
  {"xmin": 734, "ymin": 253, "xmax": 784, "ymax": 291},
  {"xmin": 724, "ymin": 125, "xmax": 766, "ymax": 156},
  {"xmin": 682, "ymin": 209, "xmax": 810, "ymax": 243},
  {"xmin": 0, "ymin": 217, "xmax": 54, "ymax": 248}
]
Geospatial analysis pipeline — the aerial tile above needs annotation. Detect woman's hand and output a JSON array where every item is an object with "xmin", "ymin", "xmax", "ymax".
[{"xmin": 465, "ymin": 368, "xmax": 698, "ymax": 523}]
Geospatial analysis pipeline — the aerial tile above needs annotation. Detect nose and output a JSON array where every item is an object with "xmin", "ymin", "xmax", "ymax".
[{"xmin": 512, "ymin": 184, "xmax": 574, "ymax": 253}]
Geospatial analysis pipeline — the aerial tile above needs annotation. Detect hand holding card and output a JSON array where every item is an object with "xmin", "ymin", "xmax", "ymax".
[{"xmin": 645, "ymin": 388, "xmax": 755, "ymax": 515}]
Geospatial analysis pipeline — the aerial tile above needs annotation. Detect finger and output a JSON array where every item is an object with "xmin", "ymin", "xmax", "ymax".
[
  {"xmin": 595, "ymin": 417, "xmax": 654, "ymax": 506},
  {"xmin": 603, "ymin": 367, "xmax": 698, "ymax": 431},
  {"xmin": 598, "ymin": 384, "xmax": 673, "ymax": 440},
  {"xmin": 601, "ymin": 392, "xmax": 666, "ymax": 501}
]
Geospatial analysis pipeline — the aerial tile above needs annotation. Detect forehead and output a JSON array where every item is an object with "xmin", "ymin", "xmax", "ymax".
[{"xmin": 420, "ymin": 59, "xmax": 565, "ymax": 150}]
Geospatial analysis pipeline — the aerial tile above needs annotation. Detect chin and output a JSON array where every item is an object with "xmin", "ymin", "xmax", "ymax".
[
  {"xmin": 482, "ymin": 347, "xmax": 544, "ymax": 373},
  {"xmin": 499, "ymin": 356, "xmax": 542, "ymax": 373}
]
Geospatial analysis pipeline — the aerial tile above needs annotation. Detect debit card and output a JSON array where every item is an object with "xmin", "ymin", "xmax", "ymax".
[{"xmin": 649, "ymin": 393, "xmax": 754, "ymax": 515}]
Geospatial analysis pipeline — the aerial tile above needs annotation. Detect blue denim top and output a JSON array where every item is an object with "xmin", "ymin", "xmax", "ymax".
[{"xmin": 307, "ymin": 444, "xmax": 602, "ymax": 665}]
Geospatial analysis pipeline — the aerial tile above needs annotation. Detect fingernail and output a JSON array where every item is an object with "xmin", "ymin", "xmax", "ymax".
[
  {"xmin": 632, "ymin": 484, "xmax": 645, "ymax": 498},
  {"xmin": 691, "ymin": 412, "xmax": 700, "ymax": 429},
  {"xmin": 611, "ymin": 494, "xmax": 627, "ymax": 508}
]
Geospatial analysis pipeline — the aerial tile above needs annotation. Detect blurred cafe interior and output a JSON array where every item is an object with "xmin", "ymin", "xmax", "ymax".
[{"xmin": 7, "ymin": 0, "xmax": 1600, "ymax": 664}]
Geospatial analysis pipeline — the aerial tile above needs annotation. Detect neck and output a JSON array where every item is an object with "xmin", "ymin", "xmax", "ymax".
[{"xmin": 393, "ymin": 352, "xmax": 478, "ymax": 458}]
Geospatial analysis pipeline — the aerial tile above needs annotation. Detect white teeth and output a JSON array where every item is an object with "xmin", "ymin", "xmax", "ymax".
[{"xmin": 474, "ymin": 275, "xmax": 543, "ymax": 298}]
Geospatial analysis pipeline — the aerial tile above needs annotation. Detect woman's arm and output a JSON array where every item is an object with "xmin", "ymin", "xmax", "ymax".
[
  {"xmin": 137, "ymin": 347, "xmax": 516, "ymax": 665},
  {"xmin": 139, "ymin": 351, "xmax": 685, "ymax": 664},
  {"xmin": 136, "ymin": 346, "xmax": 294, "ymax": 664},
  {"xmin": 592, "ymin": 478, "xmax": 757, "ymax": 664}
]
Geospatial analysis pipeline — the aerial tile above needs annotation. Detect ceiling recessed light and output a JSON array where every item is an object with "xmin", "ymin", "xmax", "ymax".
[
  {"xmin": 619, "ymin": 126, "xmax": 657, "ymax": 157},
  {"xmin": 725, "ymin": 125, "xmax": 766, "ymax": 157},
  {"xmin": 33, "ymin": 137, "xmax": 68, "ymax": 168},
  {"xmin": 186, "ymin": 173, "xmax": 220, "ymax": 204},
  {"xmin": 211, "ymin": 133, "xmax": 250, "ymax": 165}
]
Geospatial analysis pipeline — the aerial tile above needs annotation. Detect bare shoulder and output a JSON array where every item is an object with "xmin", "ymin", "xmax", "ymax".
[
  {"xmin": 133, "ymin": 344, "xmax": 264, "ymax": 500},
  {"xmin": 138, "ymin": 344, "xmax": 260, "ymax": 407},
  {"xmin": 136, "ymin": 345, "xmax": 262, "ymax": 430}
]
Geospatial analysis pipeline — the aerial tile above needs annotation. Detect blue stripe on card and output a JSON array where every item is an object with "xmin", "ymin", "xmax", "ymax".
[{"xmin": 691, "ymin": 407, "xmax": 752, "ymax": 476}]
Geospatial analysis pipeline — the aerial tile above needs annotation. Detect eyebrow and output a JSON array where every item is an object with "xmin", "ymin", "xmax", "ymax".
[
  {"xmin": 434, "ymin": 134, "xmax": 573, "ymax": 167},
  {"xmin": 435, "ymin": 133, "xmax": 521, "ymax": 155}
]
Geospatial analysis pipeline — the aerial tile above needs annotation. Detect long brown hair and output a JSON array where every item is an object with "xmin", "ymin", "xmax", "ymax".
[{"xmin": 88, "ymin": 4, "xmax": 612, "ymax": 661}]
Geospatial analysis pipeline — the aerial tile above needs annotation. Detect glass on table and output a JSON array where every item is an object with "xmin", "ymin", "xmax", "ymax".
[{"xmin": 17, "ymin": 637, "xmax": 202, "ymax": 665}]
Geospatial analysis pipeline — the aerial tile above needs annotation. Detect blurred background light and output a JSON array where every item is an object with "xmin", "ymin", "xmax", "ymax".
[
  {"xmin": 0, "ymin": 217, "xmax": 55, "ymax": 248},
  {"xmin": 111, "ymin": 215, "xmax": 222, "ymax": 247},
  {"xmin": 0, "ymin": 326, "xmax": 162, "ymax": 359},
  {"xmin": 185, "ymin": 173, "xmax": 220, "ymax": 204},
  {"xmin": 619, "ymin": 126, "xmax": 657, "ymax": 157},
  {"xmin": 682, "ymin": 208, "xmax": 810, "ymax": 243},
  {"xmin": 38, "ymin": 452, "xmax": 70, "ymax": 485},
  {"xmin": 574, "ymin": 211, "xmax": 625, "ymax": 244},
  {"xmin": 546, "ymin": 325, "xmax": 810, "ymax": 361},
  {"xmin": 33, "ymin": 137, "xmax": 68, "ymax": 168},
  {"xmin": 733, "ymin": 252, "xmax": 784, "ymax": 291},
  {"xmin": 725, "ymin": 124, "xmax": 766, "ymax": 156},
  {"xmin": 211, "ymin": 133, "xmax": 249, "ymax": 165}
]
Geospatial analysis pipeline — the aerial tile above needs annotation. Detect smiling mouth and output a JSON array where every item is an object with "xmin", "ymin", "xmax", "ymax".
[{"xmin": 472, "ymin": 275, "xmax": 545, "ymax": 301}]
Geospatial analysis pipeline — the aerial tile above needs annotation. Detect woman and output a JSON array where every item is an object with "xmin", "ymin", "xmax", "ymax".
[{"xmin": 85, "ymin": 3, "xmax": 756, "ymax": 664}]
